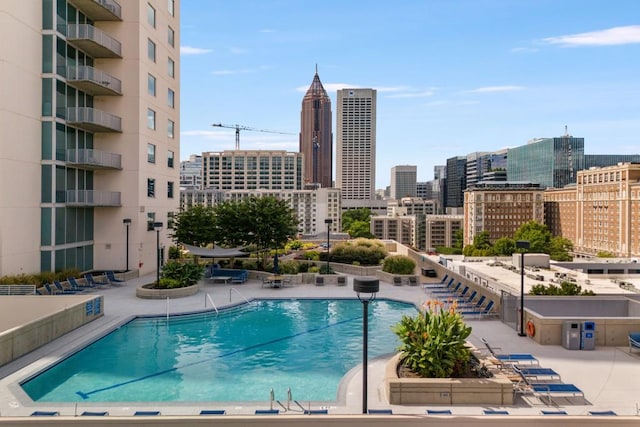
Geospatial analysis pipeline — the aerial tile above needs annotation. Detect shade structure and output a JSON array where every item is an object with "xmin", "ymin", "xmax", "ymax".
[{"xmin": 180, "ymin": 243, "xmax": 249, "ymax": 258}]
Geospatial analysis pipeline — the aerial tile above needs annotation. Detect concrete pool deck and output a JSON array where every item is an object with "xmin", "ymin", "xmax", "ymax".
[{"xmin": 1, "ymin": 272, "xmax": 640, "ymax": 423}]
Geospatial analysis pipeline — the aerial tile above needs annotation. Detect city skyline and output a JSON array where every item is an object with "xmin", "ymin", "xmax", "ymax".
[{"xmin": 179, "ymin": 0, "xmax": 640, "ymax": 188}]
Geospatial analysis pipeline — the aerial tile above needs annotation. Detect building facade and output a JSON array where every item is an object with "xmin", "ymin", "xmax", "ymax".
[
  {"xmin": 463, "ymin": 181, "xmax": 545, "ymax": 245},
  {"xmin": 370, "ymin": 215, "xmax": 417, "ymax": 248},
  {"xmin": 201, "ymin": 150, "xmax": 303, "ymax": 191},
  {"xmin": 336, "ymin": 88, "xmax": 377, "ymax": 201},
  {"xmin": 0, "ymin": 0, "xmax": 180, "ymax": 275},
  {"xmin": 390, "ymin": 165, "xmax": 417, "ymax": 200},
  {"xmin": 179, "ymin": 154, "xmax": 202, "ymax": 189},
  {"xmin": 445, "ymin": 156, "xmax": 467, "ymax": 209},
  {"xmin": 299, "ymin": 70, "xmax": 332, "ymax": 188},
  {"xmin": 425, "ymin": 215, "xmax": 464, "ymax": 251}
]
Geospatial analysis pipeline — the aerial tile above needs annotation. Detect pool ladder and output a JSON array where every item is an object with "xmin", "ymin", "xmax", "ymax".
[{"xmin": 270, "ymin": 388, "xmax": 306, "ymax": 413}]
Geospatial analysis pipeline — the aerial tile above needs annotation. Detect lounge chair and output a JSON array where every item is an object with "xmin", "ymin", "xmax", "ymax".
[
  {"xmin": 481, "ymin": 338, "xmax": 539, "ymax": 366},
  {"xmin": 426, "ymin": 409, "xmax": 452, "ymax": 415},
  {"xmin": 31, "ymin": 411, "xmax": 59, "ymax": 416},
  {"xmin": 81, "ymin": 411, "xmax": 109, "ymax": 416},
  {"xmin": 423, "ymin": 274, "xmax": 448, "ymax": 286},
  {"xmin": 541, "ymin": 410, "xmax": 567, "ymax": 415},
  {"xmin": 106, "ymin": 271, "xmax": 126, "ymax": 285},
  {"xmin": 199, "ymin": 409, "xmax": 226, "ymax": 415},
  {"xmin": 53, "ymin": 281, "xmax": 82, "ymax": 294},
  {"xmin": 629, "ymin": 333, "xmax": 640, "ymax": 353},
  {"xmin": 513, "ymin": 366, "xmax": 584, "ymax": 404},
  {"xmin": 255, "ymin": 409, "xmax": 279, "ymax": 414},
  {"xmin": 430, "ymin": 282, "xmax": 462, "ymax": 295},
  {"xmin": 460, "ymin": 300, "xmax": 497, "ymax": 318},
  {"xmin": 304, "ymin": 409, "xmax": 328, "ymax": 414},
  {"xmin": 368, "ymin": 409, "xmax": 393, "ymax": 414},
  {"xmin": 483, "ymin": 410, "xmax": 509, "ymax": 415},
  {"xmin": 458, "ymin": 294, "xmax": 485, "ymax": 310},
  {"xmin": 84, "ymin": 273, "xmax": 109, "ymax": 288},
  {"xmin": 44, "ymin": 284, "xmax": 58, "ymax": 295},
  {"xmin": 515, "ymin": 367, "xmax": 561, "ymax": 381},
  {"xmin": 423, "ymin": 276, "xmax": 453, "ymax": 290},
  {"xmin": 589, "ymin": 410, "xmax": 617, "ymax": 416},
  {"xmin": 134, "ymin": 410, "xmax": 160, "ymax": 416},
  {"xmin": 68, "ymin": 276, "xmax": 95, "ymax": 292}
]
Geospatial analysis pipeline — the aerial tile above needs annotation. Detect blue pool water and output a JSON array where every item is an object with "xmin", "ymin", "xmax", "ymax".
[{"xmin": 21, "ymin": 298, "xmax": 416, "ymax": 403}]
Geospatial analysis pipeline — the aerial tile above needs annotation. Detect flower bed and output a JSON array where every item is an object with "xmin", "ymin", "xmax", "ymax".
[{"xmin": 136, "ymin": 283, "xmax": 199, "ymax": 299}]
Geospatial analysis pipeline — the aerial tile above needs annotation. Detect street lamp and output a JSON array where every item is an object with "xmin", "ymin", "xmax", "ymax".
[
  {"xmin": 324, "ymin": 218, "xmax": 333, "ymax": 272},
  {"xmin": 123, "ymin": 218, "xmax": 131, "ymax": 271},
  {"xmin": 154, "ymin": 222, "xmax": 163, "ymax": 286},
  {"xmin": 516, "ymin": 240, "xmax": 530, "ymax": 337},
  {"xmin": 353, "ymin": 277, "xmax": 379, "ymax": 414}
]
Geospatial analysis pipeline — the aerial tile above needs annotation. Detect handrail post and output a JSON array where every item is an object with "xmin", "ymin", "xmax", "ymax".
[
  {"xmin": 269, "ymin": 388, "xmax": 275, "ymax": 410},
  {"xmin": 287, "ymin": 388, "xmax": 292, "ymax": 410}
]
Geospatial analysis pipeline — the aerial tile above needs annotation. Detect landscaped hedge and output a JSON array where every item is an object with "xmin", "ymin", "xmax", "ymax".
[{"xmin": 328, "ymin": 238, "xmax": 388, "ymax": 266}]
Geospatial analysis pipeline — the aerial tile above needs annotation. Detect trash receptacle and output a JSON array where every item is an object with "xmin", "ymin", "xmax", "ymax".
[
  {"xmin": 562, "ymin": 321, "xmax": 581, "ymax": 350},
  {"xmin": 581, "ymin": 321, "xmax": 596, "ymax": 350}
]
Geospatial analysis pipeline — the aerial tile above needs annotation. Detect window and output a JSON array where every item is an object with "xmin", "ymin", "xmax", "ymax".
[
  {"xmin": 147, "ymin": 143, "xmax": 156, "ymax": 163},
  {"xmin": 167, "ymin": 181, "xmax": 174, "ymax": 198},
  {"xmin": 168, "ymin": 119, "xmax": 174, "ymax": 138},
  {"xmin": 147, "ymin": 212, "xmax": 156, "ymax": 231},
  {"xmin": 168, "ymin": 26, "xmax": 175, "ymax": 47},
  {"xmin": 147, "ymin": 108, "xmax": 156, "ymax": 129},
  {"xmin": 168, "ymin": 0, "xmax": 174, "ymax": 16},
  {"xmin": 147, "ymin": 73, "xmax": 156, "ymax": 96},
  {"xmin": 167, "ymin": 150, "xmax": 174, "ymax": 168},
  {"xmin": 168, "ymin": 57, "xmax": 175, "ymax": 77},
  {"xmin": 147, "ymin": 3, "xmax": 156, "ymax": 28},
  {"xmin": 147, "ymin": 39, "xmax": 156, "ymax": 62},
  {"xmin": 168, "ymin": 88, "xmax": 175, "ymax": 108},
  {"xmin": 147, "ymin": 178, "xmax": 156, "ymax": 197}
]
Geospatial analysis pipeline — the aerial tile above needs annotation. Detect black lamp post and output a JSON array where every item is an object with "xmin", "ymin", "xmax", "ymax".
[
  {"xmin": 324, "ymin": 218, "xmax": 333, "ymax": 271},
  {"xmin": 123, "ymin": 218, "xmax": 131, "ymax": 271},
  {"xmin": 353, "ymin": 277, "xmax": 379, "ymax": 414},
  {"xmin": 516, "ymin": 240, "xmax": 530, "ymax": 336},
  {"xmin": 154, "ymin": 222, "xmax": 163, "ymax": 286}
]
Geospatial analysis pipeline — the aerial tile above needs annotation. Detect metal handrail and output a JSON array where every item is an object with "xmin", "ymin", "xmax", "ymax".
[
  {"xmin": 68, "ymin": 65, "xmax": 122, "ymax": 94},
  {"xmin": 66, "ymin": 148, "xmax": 122, "ymax": 169},
  {"xmin": 205, "ymin": 293, "xmax": 219, "ymax": 315},
  {"xmin": 229, "ymin": 287, "xmax": 250, "ymax": 304},
  {"xmin": 66, "ymin": 24, "xmax": 122, "ymax": 56}
]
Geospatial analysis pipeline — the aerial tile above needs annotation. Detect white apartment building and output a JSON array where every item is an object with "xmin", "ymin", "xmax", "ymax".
[
  {"xmin": 336, "ymin": 88, "xmax": 377, "ymax": 201},
  {"xmin": 0, "ymin": 0, "xmax": 179, "ymax": 275}
]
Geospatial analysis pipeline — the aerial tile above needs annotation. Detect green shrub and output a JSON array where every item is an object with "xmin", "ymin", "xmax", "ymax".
[
  {"xmin": 382, "ymin": 255, "xmax": 416, "ymax": 274},
  {"xmin": 279, "ymin": 260, "xmax": 299, "ymax": 274},
  {"xmin": 318, "ymin": 264, "xmax": 334, "ymax": 274},
  {"xmin": 297, "ymin": 262, "xmax": 311, "ymax": 273},
  {"xmin": 309, "ymin": 265, "xmax": 320, "ymax": 273},
  {"xmin": 168, "ymin": 245, "xmax": 181, "ymax": 259},
  {"xmin": 529, "ymin": 281, "xmax": 596, "ymax": 296},
  {"xmin": 393, "ymin": 300, "xmax": 472, "ymax": 378},
  {"xmin": 304, "ymin": 251, "xmax": 320, "ymax": 261},
  {"xmin": 286, "ymin": 240, "xmax": 304, "ymax": 250},
  {"xmin": 241, "ymin": 259, "xmax": 259, "ymax": 271},
  {"xmin": 329, "ymin": 239, "xmax": 387, "ymax": 266},
  {"xmin": 160, "ymin": 260, "xmax": 204, "ymax": 287}
]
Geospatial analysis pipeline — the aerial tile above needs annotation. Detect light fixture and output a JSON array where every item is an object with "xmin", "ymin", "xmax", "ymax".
[{"xmin": 353, "ymin": 277, "xmax": 379, "ymax": 414}]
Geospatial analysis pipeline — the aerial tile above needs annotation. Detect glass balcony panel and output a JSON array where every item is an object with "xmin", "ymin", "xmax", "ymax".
[
  {"xmin": 65, "ymin": 107, "xmax": 122, "ymax": 133},
  {"xmin": 66, "ymin": 24, "xmax": 122, "ymax": 58},
  {"xmin": 66, "ymin": 190, "xmax": 122, "ymax": 207},
  {"xmin": 67, "ymin": 65, "xmax": 122, "ymax": 95},
  {"xmin": 66, "ymin": 149, "xmax": 122, "ymax": 170},
  {"xmin": 68, "ymin": 0, "xmax": 122, "ymax": 21}
]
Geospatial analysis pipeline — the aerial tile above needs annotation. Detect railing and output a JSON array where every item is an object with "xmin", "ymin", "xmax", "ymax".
[
  {"xmin": 66, "ymin": 149, "xmax": 122, "ymax": 169},
  {"xmin": 229, "ymin": 287, "xmax": 250, "ymax": 304},
  {"xmin": 65, "ymin": 190, "xmax": 121, "ymax": 206},
  {"xmin": 0, "ymin": 284, "xmax": 36, "ymax": 295},
  {"xmin": 65, "ymin": 107, "xmax": 122, "ymax": 132},
  {"xmin": 67, "ymin": 65, "xmax": 122, "ymax": 94},
  {"xmin": 205, "ymin": 293, "xmax": 219, "ymax": 315},
  {"xmin": 66, "ymin": 24, "xmax": 122, "ymax": 57},
  {"xmin": 92, "ymin": 0, "xmax": 122, "ymax": 18}
]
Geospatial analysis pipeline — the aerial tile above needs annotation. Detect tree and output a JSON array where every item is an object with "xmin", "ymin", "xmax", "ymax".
[
  {"xmin": 493, "ymin": 237, "xmax": 515, "ymax": 256},
  {"xmin": 549, "ymin": 236, "xmax": 573, "ymax": 261},
  {"xmin": 170, "ymin": 205, "xmax": 217, "ymax": 247},
  {"xmin": 529, "ymin": 281, "xmax": 595, "ymax": 296},
  {"xmin": 452, "ymin": 228, "xmax": 464, "ymax": 250},
  {"xmin": 472, "ymin": 231, "xmax": 492, "ymax": 250},
  {"xmin": 213, "ymin": 196, "xmax": 299, "ymax": 270},
  {"xmin": 513, "ymin": 220, "xmax": 551, "ymax": 253},
  {"xmin": 347, "ymin": 220, "xmax": 374, "ymax": 238},
  {"xmin": 342, "ymin": 208, "xmax": 372, "ymax": 236}
]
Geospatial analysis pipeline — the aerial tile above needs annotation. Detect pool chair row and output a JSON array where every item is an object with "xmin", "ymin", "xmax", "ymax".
[{"xmin": 36, "ymin": 272, "xmax": 125, "ymax": 295}]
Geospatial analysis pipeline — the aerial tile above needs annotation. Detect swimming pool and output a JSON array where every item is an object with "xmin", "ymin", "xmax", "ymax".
[{"xmin": 21, "ymin": 298, "xmax": 416, "ymax": 403}]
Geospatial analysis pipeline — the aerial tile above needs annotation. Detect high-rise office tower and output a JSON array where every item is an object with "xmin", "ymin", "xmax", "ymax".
[
  {"xmin": 336, "ymin": 88, "xmax": 377, "ymax": 200},
  {"xmin": 0, "ymin": 1, "xmax": 180, "ymax": 275},
  {"xmin": 300, "ymin": 69, "xmax": 332, "ymax": 188},
  {"xmin": 390, "ymin": 165, "xmax": 417, "ymax": 200}
]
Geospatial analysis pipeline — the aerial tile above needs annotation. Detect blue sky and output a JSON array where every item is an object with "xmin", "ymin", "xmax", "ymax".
[{"xmin": 179, "ymin": 0, "xmax": 640, "ymax": 188}]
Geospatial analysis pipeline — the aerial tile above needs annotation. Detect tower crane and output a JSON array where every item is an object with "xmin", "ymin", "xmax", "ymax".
[{"xmin": 211, "ymin": 123, "xmax": 295, "ymax": 150}]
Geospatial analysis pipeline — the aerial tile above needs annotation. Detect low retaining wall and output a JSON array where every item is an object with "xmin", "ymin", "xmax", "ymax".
[
  {"xmin": 386, "ymin": 353, "xmax": 513, "ymax": 405},
  {"xmin": 136, "ymin": 284, "xmax": 200, "ymax": 299}
]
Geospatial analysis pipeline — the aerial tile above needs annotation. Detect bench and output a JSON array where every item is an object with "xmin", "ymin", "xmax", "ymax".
[
  {"xmin": 0, "ymin": 284, "xmax": 36, "ymax": 295},
  {"xmin": 208, "ymin": 268, "xmax": 248, "ymax": 284}
]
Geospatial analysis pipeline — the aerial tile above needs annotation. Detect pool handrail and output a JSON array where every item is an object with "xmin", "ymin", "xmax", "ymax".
[
  {"xmin": 230, "ymin": 287, "xmax": 250, "ymax": 304},
  {"xmin": 205, "ymin": 293, "xmax": 219, "ymax": 315}
]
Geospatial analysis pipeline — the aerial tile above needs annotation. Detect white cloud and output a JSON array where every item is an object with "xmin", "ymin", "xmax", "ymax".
[
  {"xmin": 542, "ymin": 25, "xmax": 640, "ymax": 47},
  {"xmin": 469, "ymin": 85, "xmax": 524, "ymax": 93},
  {"xmin": 387, "ymin": 90, "xmax": 435, "ymax": 99},
  {"xmin": 180, "ymin": 46, "xmax": 213, "ymax": 55}
]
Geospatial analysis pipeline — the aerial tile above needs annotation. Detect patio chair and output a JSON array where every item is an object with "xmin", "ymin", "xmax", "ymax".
[
  {"xmin": 44, "ymin": 284, "xmax": 58, "ymax": 295},
  {"xmin": 67, "ymin": 276, "xmax": 95, "ymax": 292},
  {"xmin": 426, "ymin": 409, "xmax": 452, "ymax": 415},
  {"xmin": 483, "ymin": 409, "xmax": 509, "ymax": 415},
  {"xmin": 368, "ymin": 409, "xmax": 393, "ymax": 414},
  {"xmin": 393, "ymin": 276, "xmax": 403, "ymax": 286},
  {"xmin": 336, "ymin": 276, "xmax": 347, "ymax": 286},
  {"xmin": 255, "ymin": 409, "xmax": 279, "ymax": 415},
  {"xmin": 629, "ymin": 332, "xmax": 640, "ymax": 353},
  {"xmin": 457, "ymin": 294, "xmax": 485, "ymax": 310},
  {"xmin": 315, "ymin": 276, "xmax": 324, "ymax": 286},
  {"xmin": 84, "ymin": 273, "xmax": 109, "ymax": 288},
  {"xmin": 134, "ymin": 411, "xmax": 160, "ymax": 416},
  {"xmin": 408, "ymin": 276, "xmax": 418, "ymax": 286},
  {"xmin": 53, "ymin": 281, "xmax": 82, "ymax": 294},
  {"xmin": 541, "ymin": 410, "xmax": 567, "ymax": 415},
  {"xmin": 423, "ymin": 274, "xmax": 448, "ymax": 286},
  {"xmin": 588, "ymin": 410, "xmax": 617, "ymax": 416},
  {"xmin": 460, "ymin": 300, "xmax": 497, "ymax": 319},
  {"xmin": 514, "ymin": 367, "xmax": 561, "ymax": 381},
  {"xmin": 106, "ymin": 271, "xmax": 126, "ymax": 286},
  {"xmin": 423, "ymin": 276, "xmax": 453, "ymax": 290},
  {"xmin": 81, "ymin": 411, "xmax": 109, "ymax": 416},
  {"xmin": 452, "ymin": 290, "xmax": 477, "ymax": 305},
  {"xmin": 31, "ymin": 411, "xmax": 59, "ymax": 416},
  {"xmin": 513, "ymin": 366, "xmax": 584, "ymax": 405},
  {"xmin": 261, "ymin": 277, "xmax": 272, "ymax": 288},
  {"xmin": 481, "ymin": 338, "xmax": 539, "ymax": 366},
  {"xmin": 199, "ymin": 409, "xmax": 226, "ymax": 415},
  {"xmin": 429, "ymin": 282, "xmax": 461, "ymax": 295}
]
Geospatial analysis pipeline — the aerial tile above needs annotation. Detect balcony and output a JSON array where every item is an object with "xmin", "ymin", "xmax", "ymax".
[
  {"xmin": 66, "ymin": 149, "xmax": 122, "ymax": 170},
  {"xmin": 66, "ymin": 24, "xmax": 122, "ymax": 58},
  {"xmin": 68, "ymin": 0, "xmax": 122, "ymax": 21},
  {"xmin": 66, "ymin": 65, "xmax": 122, "ymax": 96},
  {"xmin": 65, "ymin": 107, "xmax": 122, "ymax": 133},
  {"xmin": 66, "ymin": 190, "xmax": 121, "ymax": 207}
]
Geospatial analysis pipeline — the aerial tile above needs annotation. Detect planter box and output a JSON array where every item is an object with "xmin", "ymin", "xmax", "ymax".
[
  {"xmin": 136, "ymin": 283, "xmax": 200, "ymax": 299},
  {"xmin": 385, "ymin": 353, "xmax": 513, "ymax": 405}
]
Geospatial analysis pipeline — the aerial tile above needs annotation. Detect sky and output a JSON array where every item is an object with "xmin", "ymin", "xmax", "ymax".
[{"xmin": 179, "ymin": 0, "xmax": 640, "ymax": 189}]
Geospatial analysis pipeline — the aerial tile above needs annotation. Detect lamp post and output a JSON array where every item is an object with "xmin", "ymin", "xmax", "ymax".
[
  {"xmin": 324, "ymin": 218, "xmax": 333, "ymax": 272},
  {"xmin": 123, "ymin": 218, "xmax": 131, "ymax": 271},
  {"xmin": 153, "ymin": 222, "xmax": 163, "ymax": 286},
  {"xmin": 516, "ymin": 240, "xmax": 530, "ymax": 337},
  {"xmin": 353, "ymin": 277, "xmax": 379, "ymax": 414}
]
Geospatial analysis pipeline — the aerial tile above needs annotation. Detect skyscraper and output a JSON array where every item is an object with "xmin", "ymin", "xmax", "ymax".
[
  {"xmin": 300, "ymin": 69, "xmax": 332, "ymax": 188},
  {"xmin": 336, "ymin": 88, "xmax": 377, "ymax": 200},
  {"xmin": 390, "ymin": 165, "xmax": 417, "ymax": 200},
  {"xmin": 0, "ymin": 1, "xmax": 180, "ymax": 275}
]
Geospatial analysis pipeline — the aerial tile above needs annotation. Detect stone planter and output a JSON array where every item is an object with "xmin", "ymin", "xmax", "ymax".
[
  {"xmin": 136, "ymin": 283, "xmax": 200, "ymax": 299},
  {"xmin": 386, "ymin": 353, "xmax": 513, "ymax": 405}
]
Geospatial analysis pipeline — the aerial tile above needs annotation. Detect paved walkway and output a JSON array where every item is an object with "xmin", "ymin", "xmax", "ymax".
[{"xmin": 1, "ymin": 273, "xmax": 640, "ymax": 418}]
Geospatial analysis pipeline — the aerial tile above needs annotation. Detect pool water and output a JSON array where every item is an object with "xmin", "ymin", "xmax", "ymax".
[{"xmin": 21, "ymin": 299, "xmax": 416, "ymax": 403}]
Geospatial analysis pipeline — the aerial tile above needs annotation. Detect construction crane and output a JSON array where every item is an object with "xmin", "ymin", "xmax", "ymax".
[{"xmin": 211, "ymin": 123, "xmax": 295, "ymax": 150}]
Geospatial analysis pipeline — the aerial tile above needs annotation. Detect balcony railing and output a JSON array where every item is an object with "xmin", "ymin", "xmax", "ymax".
[
  {"xmin": 66, "ymin": 190, "xmax": 121, "ymax": 207},
  {"xmin": 68, "ymin": 0, "xmax": 122, "ymax": 21},
  {"xmin": 66, "ymin": 65, "xmax": 122, "ymax": 95},
  {"xmin": 66, "ymin": 149, "xmax": 122, "ymax": 170},
  {"xmin": 65, "ymin": 107, "xmax": 122, "ymax": 133},
  {"xmin": 66, "ymin": 24, "xmax": 122, "ymax": 58}
]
